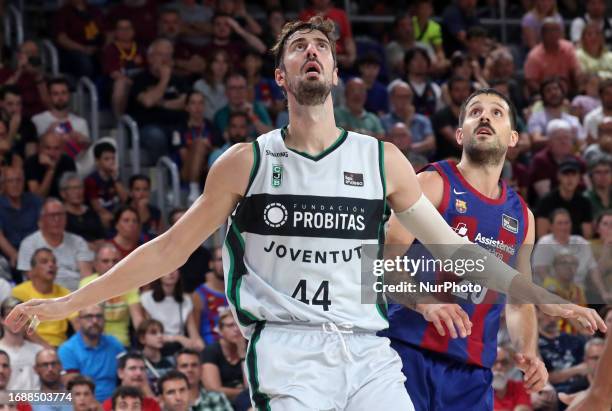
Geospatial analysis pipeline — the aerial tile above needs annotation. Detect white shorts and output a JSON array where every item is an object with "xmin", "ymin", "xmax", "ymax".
[{"xmin": 245, "ymin": 322, "xmax": 415, "ymax": 411}]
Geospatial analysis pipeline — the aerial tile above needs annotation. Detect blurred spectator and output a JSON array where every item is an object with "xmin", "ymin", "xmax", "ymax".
[
  {"xmin": 0, "ymin": 167, "xmax": 42, "ymax": 269},
  {"xmin": 527, "ymin": 77, "xmax": 585, "ymax": 149},
  {"xmin": 299, "ymin": 0, "xmax": 356, "ymax": 68},
  {"xmin": 84, "ymin": 142, "xmax": 128, "ymax": 229},
  {"xmin": 570, "ymin": 0, "xmax": 612, "ymax": 45},
  {"xmin": 528, "ymin": 119, "xmax": 580, "ymax": 201},
  {"xmin": 32, "ymin": 77, "xmax": 91, "ymax": 167},
  {"xmin": 0, "ymin": 86, "xmax": 38, "ymax": 160},
  {"xmin": 140, "ymin": 270, "xmax": 204, "ymax": 355},
  {"xmin": 109, "ymin": 386, "xmax": 145, "ymax": 411},
  {"xmin": 53, "ymin": 0, "xmax": 106, "ymax": 79},
  {"xmin": 17, "ymin": 198, "xmax": 93, "ymax": 291},
  {"xmin": 128, "ymin": 38, "xmax": 188, "ymax": 164},
  {"xmin": 484, "ymin": 49, "xmax": 527, "ymax": 112},
  {"xmin": 490, "ymin": 80, "xmax": 532, "ymax": 155},
  {"xmin": 384, "ymin": 122, "xmax": 412, "ymax": 156},
  {"xmin": 101, "ymin": 352, "xmax": 158, "ymax": 410},
  {"xmin": 441, "ymin": 51, "xmax": 487, "ymax": 107},
  {"xmin": 404, "ymin": 47, "xmax": 441, "ymax": 117},
  {"xmin": 170, "ymin": 0, "xmax": 213, "ymax": 47},
  {"xmin": 385, "ymin": 14, "xmax": 436, "ymax": 80},
  {"xmin": 193, "ymin": 49, "xmax": 230, "ymax": 121},
  {"xmin": 106, "ymin": 0, "xmax": 159, "ymax": 48},
  {"xmin": 244, "ymin": 50, "xmax": 284, "ymax": 120},
  {"xmin": 334, "ymin": 77, "xmax": 384, "ymax": 138},
  {"xmin": 157, "ymin": 370, "xmax": 190, "ymax": 411},
  {"xmin": 0, "ymin": 41, "xmax": 49, "ymax": 118},
  {"xmin": 537, "ymin": 308, "xmax": 586, "ymax": 394},
  {"xmin": 12, "ymin": 248, "xmax": 70, "ymax": 347},
  {"xmin": 59, "ymin": 173, "xmax": 106, "ymax": 247},
  {"xmin": 171, "ymin": 92, "xmax": 219, "ymax": 205},
  {"xmin": 175, "ymin": 349, "xmax": 232, "ymax": 410},
  {"xmin": 584, "ymin": 79, "xmax": 612, "ymax": 142},
  {"xmin": 127, "ymin": 175, "xmax": 161, "ymax": 236},
  {"xmin": 441, "ymin": 0, "xmax": 480, "ymax": 56},
  {"xmin": 570, "ymin": 73, "xmax": 601, "ymax": 122},
  {"xmin": 432, "ymin": 76, "xmax": 471, "ymax": 161},
  {"xmin": 583, "ymin": 155, "xmax": 612, "ymax": 217},
  {"xmin": 34, "ymin": 349, "xmax": 70, "ymax": 411},
  {"xmin": 524, "ymin": 18, "xmax": 581, "ymax": 95},
  {"xmin": 532, "ymin": 208, "xmax": 610, "ymax": 302},
  {"xmin": 465, "ymin": 26, "xmax": 489, "ymax": 74},
  {"xmin": 168, "ymin": 209, "xmax": 211, "ymax": 294},
  {"xmin": 576, "ymin": 23, "xmax": 612, "ymax": 80},
  {"xmin": 412, "ymin": 0, "xmax": 446, "ymax": 70},
  {"xmin": 0, "ymin": 297, "xmax": 43, "ymax": 390},
  {"xmin": 136, "ymin": 319, "xmax": 174, "ymax": 393},
  {"xmin": 202, "ymin": 14, "xmax": 266, "ymax": 68},
  {"xmin": 213, "ymin": 73, "xmax": 272, "ymax": 138},
  {"xmin": 109, "ymin": 206, "xmax": 147, "ymax": 260},
  {"xmin": 79, "ymin": 243, "xmax": 144, "ymax": 347},
  {"xmin": 591, "ymin": 212, "xmax": 612, "ymax": 304},
  {"xmin": 67, "ymin": 375, "xmax": 98, "ymax": 411},
  {"xmin": 357, "ymin": 54, "xmax": 388, "ymax": 115},
  {"xmin": 535, "ymin": 158, "xmax": 593, "ymax": 238},
  {"xmin": 157, "ymin": 8, "xmax": 205, "ymax": 80},
  {"xmin": 543, "ymin": 251, "xmax": 587, "ymax": 311},
  {"xmin": 24, "ymin": 130, "xmax": 77, "ymax": 198},
  {"xmin": 0, "ymin": 118, "xmax": 21, "ymax": 169},
  {"xmin": 102, "ymin": 19, "xmax": 146, "ymax": 118},
  {"xmin": 261, "ymin": 8, "xmax": 286, "ymax": 74},
  {"xmin": 521, "ymin": 0, "xmax": 564, "ymax": 50},
  {"xmin": 381, "ymin": 80, "xmax": 435, "ymax": 158},
  {"xmin": 215, "ymin": 0, "xmax": 262, "ymax": 37},
  {"xmin": 193, "ymin": 247, "xmax": 228, "ymax": 346},
  {"xmin": 201, "ymin": 310, "xmax": 246, "ymax": 403},
  {"xmin": 58, "ymin": 304, "xmax": 124, "ymax": 402},
  {"xmin": 209, "ymin": 111, "xmax": 250, "ymax": 168},
  {"xmin": 492, "ymin": 345, "xmax": 532, "ymax": 411},
  {"xmin": 0, "ymin": 349, "xmax": 33, "ymax": 410},
  {"xmin": 566, "ymin": 337, "xmax": 606, "ymax": 393}
]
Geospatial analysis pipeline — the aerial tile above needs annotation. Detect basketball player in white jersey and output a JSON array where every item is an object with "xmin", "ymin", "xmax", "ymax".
[{"xmin": 5, "ymin": 17, "xmax": 603, "ymax": 411}]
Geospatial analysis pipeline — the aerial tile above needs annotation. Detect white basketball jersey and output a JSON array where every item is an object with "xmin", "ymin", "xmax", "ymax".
[{"xmin": 223, "ymin": 127, "xmax": 390, "ymax": 338}]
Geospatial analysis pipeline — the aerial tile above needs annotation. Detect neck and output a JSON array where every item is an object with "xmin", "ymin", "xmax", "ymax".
[
  {"xmin": 143, "ymin": 346, "xmax": 161, "ymax": 363},
  {"xmin": 50, "ymin": 109, "xmax": 68, "ymax": 120},
  {"xmin": 8, "ymin": 195, "xmax": 21, "ymax": 208},
  {"xmin": 544, "ymin": 42, "xmax": 560, "ymax": 52},
  {"xmin": 409, "ymin": 73, "xmax": 425, "ymax": 83},
  {"xmin": 559, "ymin": 186, "xmax": 575, "ymax": 200},
  {"xmin": 285, "ymin": 96, "xmax": 339, "ymax": 156},
  {"xmin": 214, "ymin": 37, "xmax": 230, "ymax": 46},
  {"xmin": 162, "ymin": 284, "xmax": 174, "ymax": 297},
  {"xmin": 64, "ymin": 202, "xmax": 84, "ymax": 214},
  {"xmin": 42, "ymin": 231, "xmax": 63, "ymax": 247},
  {"xmin": 115, "ymin": 235, "xmax": 137, "ymax": 249},
  {"xmin": 31, "ymin": 278, "xmax": 53, "ymax": 294},
  {"xmin": 555, "ymin": 234, "xmax": 570, "ymax": 244},
  {"xmin": 348, "ymin": 105, "xmax": 363, "ymax": 117},
  {"xmin": 116, "ymin": 39, "xmax": 133, "ymax": 48},
  {"xmin": 595, "ymin": 186, "xmax": 610, "ymax": 204},
  {"xmin": 456, "ymin": 159, "xmax": 504, "ymax": 199},
  {"xmin": 545, "ymin": 106, "xmax": 563, "ymax": 117},
  {"xmin": 80, "ymin": 332, "xmax": 100, "ymax": 347},
  {"xmin": 417, "ymin": 15, "xmax": 428, "ymax": 26},
  {"xmin": 189, "ymin": 384, "xmax": 200, "ymax": 402},
  {"xmin": 188, "ymin": 116, "xmax": 203, "ymax": 128},
  {"xmin": 206, "ymin": 274, "xmax": 225, "ymax": 293},
  {"xmin": 0, "ymin": 329, "xmax": 23, "ymax": 346},
  {"xmin": 41, "ymin": 382, "xmax": 63, "ymax": 393},
  {"xmin": 220, "ymin": 338, "xmax": 238, "ymax": 357}
]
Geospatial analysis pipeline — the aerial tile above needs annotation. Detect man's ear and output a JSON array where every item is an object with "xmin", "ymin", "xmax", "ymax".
[
  {"xmin": 509, "ymin": 130, "xmax": 519, "ymax": 148},
  {"xmin": 274, "ymin": 67, "xmax": 284, "ymax": 88},
  {"xmin": 456, "ymin": 127, "xmax": 464, "ymax": 146},
  {"xmin": 332, "ymin": 67, "xmax": 339, "ymax": 86}
]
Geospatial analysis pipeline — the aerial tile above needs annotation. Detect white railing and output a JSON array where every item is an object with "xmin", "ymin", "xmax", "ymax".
[
  {"xmin": 41, "ymin": 39, "xmax": 59, "ymax": 76},
  {"xmin": 3, "ymin": 5, "xmax": 23, "ymax": 49},
  {"xmin": 117, "ymin": 115, "xmax": 141, "ymax": 180},
  {"xmin": 76, "ymin": 76, "xmax": 99, "ymax": 142},
  {"xmin": 155, "ymin": 156, "xmax": 182, "ymax": 223}
]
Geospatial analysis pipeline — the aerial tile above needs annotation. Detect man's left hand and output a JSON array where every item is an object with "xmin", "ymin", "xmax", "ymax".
[{"xmin": 514, "ymin": 352, "xmax": 548, "ymax": 393}]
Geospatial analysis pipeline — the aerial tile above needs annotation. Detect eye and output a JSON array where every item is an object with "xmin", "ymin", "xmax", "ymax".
[
  {"xmin": 494, "ymin": 109, "xmax": 503, "ymax": 117},
  {"xmin": 318, "ymin": 42, "xmax": 328, "ymax": 49},
  {"xmin": 470, "ymin": 108, "xmax": 481, "ymax": 116},
  {"xmin": 295, "ymin": 43, "xmax": 305, "ymax": 51}
]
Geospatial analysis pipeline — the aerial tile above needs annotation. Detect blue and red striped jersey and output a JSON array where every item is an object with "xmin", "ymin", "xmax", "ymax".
[{"xmin": 384, "ymin": 160, "xmax": 529, "ymax": 368}]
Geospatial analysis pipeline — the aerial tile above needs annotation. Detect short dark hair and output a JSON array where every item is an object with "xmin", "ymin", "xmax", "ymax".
[
  {"xmin": 0, "ymin": 349, "xmax": 9, "ymax": 365},
  {"xmin": 175, "ymin": 348, "xmax": 201, "ymax": 364},
  {"xmin": 94, "ymin": 142, "xmax": 116, "ymax": 159},
  {"xmin": 0, "ymin": 85, "xmax": 21, "ymax": 100},
  {"xmin": 186, "ymin": 89, "xmax": 205, "ymax": 105},
  {"xmin": 458, "ymin": 88, "xmax": 517, "ymax": 130},
  {"xmin": 271, "ymin": 16, "xmax": 337, "ymax": 70},
  {"xmin": 467, "ymin": 26, "xmax": 488, "ymax": 40},
  {"xmin": 404, "ymin": 47, "xmax": 431, "ymax": 69},
  {"xmin": 111, "ymin": 386, "xmax": 143, "ymax": 410},
  {"xmin": 169, "ymin": 208, "xmax": 187, "ymax": 224},
  {"xmin": 540, "ymin": 76, "xmax": 564, "ymax": 97},
  {"xmin": 47, "ymin": 76, "xmax": 70, "ymax": 92},
  {"xmin": 129, "ymin": 174, "xmax": 150, "ymax": 190},
  {"xmin": 158, "ymin": 370, "xmax": 190, "ymax": 395},
  {"xmin": 549, "ymin": 207, "xmax": 570, "ymax": 223},
  {"xmin": 228, "ymin": 111, "xmax": 249, "ymax": 125},
  {"xmin": 113, "ymin": 205, "xmax": 140, "ymax": 228},
  {"xmin": 588, "ymin": 154, "xmax": 612, "ymax": 174},
  {"xmin": 117, "ymin": 351, "xmax": 145, "ymax": 370},
  {"xmin": 595, "ymin": 209, "xmax": 612, "ymax": 228},
  {"xmin": 30, "ymin": 247, "xmax": 54, "ymax": 268},
  {"xmin": 67, "ymin": 375, "xmax": 95, "ymax": 393}
]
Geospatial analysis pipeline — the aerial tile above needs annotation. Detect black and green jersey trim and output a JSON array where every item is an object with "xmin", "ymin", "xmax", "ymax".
[
  {"xmin": 247, "ymin": 322, "xmax": 271, "ymax": 411},
  {"xmin": 225, "ymin": 223, "xmax": 259, "ymax": 327},
  {"xmin": 246, "ymin": 141, "xmax": 261, "ymax": 195},
  {"xmin": 281, "ymin": 126, "xmax": 348, "ymax": 161},
  {"xmin": 376, "ymin": 140, "xmax": 390, "ymax": 321}
]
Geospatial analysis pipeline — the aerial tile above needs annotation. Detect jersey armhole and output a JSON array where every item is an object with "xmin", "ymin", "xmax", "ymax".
[
  {"xmin": 242, "ymin": 140, "xmax": 261, "ymax": 198},
  {"xmin": 429, "ymin": 163, "xmax": 450, "ymax": 214},
  {"xmin": 517, "ymin": 194, "xmax": 530, "ymax": 244}
]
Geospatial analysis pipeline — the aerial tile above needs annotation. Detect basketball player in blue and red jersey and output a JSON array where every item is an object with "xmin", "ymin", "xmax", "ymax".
[{"xmin": 382, "ymin": 88, "xmax": 606, "ymax": 411}]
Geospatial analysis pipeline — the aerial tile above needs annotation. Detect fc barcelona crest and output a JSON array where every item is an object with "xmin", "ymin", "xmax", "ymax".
[{"xmin": 455, "ymin": 199, "xmax": 467, "ymax": 213}]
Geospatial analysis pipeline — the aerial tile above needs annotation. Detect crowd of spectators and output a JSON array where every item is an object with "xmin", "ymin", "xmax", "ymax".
[{"xmin": 0, "ymin": 0, "xmax": 610, "ymax": 410}]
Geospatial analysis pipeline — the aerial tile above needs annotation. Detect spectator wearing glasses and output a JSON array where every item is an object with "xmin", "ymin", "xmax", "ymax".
[
  {"xmin": 17, "ymin": 198, "xmax": 93, "ymax": 291},
  {"xmin": 58, "ymin": 304, "xmax": 124, "ymax": 403},
  {"xmin": 566, "ymin": 338, "xmax": 606, "ymax": 394},
  {"xmin": 33, "ymin": 348, "xmax": 72, "ymax": 411},
  {"xmin": 492, "ymin": 345, "xmax": 533, "ymax": 411}
]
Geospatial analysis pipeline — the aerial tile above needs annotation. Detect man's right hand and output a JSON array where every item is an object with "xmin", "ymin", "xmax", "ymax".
[
  {"xmin": 415, "ymin": 303, "xmax": 472, "ymax": 338},
  {"xmin": 4, "ymin": 297, "xmax": 74, "ymax": 333},
  {"xmin": 39, "ymin": 152, "xmax": 57, "ymax": 169}
]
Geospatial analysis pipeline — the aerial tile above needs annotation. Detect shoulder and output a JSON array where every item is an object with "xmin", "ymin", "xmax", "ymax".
[
  {"xmin": 54, "ymin": 284, "xmax": 71, "ymax": 297},
  {"xmin": 104, "ymin": 335, "xmax": 124, "ymax": 352}
]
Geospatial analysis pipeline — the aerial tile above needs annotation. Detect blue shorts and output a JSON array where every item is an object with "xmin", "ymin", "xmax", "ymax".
[{"xmin": 390, "ymin": 339, "xmax": 494, "ymax": 411}]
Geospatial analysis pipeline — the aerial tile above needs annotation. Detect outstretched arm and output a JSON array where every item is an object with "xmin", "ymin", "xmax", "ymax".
[{"xmin": 6, "ymin": 143, "xmax": 255, "ymax": 331}]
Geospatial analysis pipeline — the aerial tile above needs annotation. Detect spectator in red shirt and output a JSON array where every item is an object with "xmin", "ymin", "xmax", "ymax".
[
  {"xmin": 53, "ymin": 0, "xmax": 106, "ymax": 79},
  {"xmin": 299, "ymin": 0, "xmax": 356, "ymax": 68},
  {"xmin": 106, "ymin": 0, "xmax": 159, "ymax": 48},
  {"xmin": 102, "ymin": 19, "xmax": 145, "ymax": 118},
  {"xmin": 101, "ymin": 352, "xmax": 160, "ymax": 410},
  {"xmin": 0, "ymin": 41, "xmax": 49, "ymax": 118},
  {"xmin": 493, "ymin": 345, "xmax": 533, "ymax": 411},
  {"xmin": 110, "ymin": 206, "xmax": 147, "ymax": 260}
]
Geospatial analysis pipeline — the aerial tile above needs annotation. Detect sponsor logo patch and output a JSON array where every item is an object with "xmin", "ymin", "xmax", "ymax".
[
  {"xmin": 344, "ymin": 172, "xmax": 364, "ymax": 187},
  {"xmin": 502, "ymin": 214, "xmax": 519, "ymax": 234},
  {"xmin": 272, "ymin": 164, "xmax": 283, "ymax": 187},
  {"xmin": 455, "ymin": 199, "xmax": 467, "ymax": 213}
]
